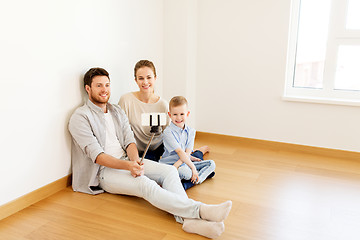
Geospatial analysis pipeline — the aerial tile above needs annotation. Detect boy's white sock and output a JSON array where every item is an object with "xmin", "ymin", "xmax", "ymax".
[
  {"xmin": 182, "ymin": 219, "xmax": 224, "ymax": 239},
  {"xmin": 200, "ymin": 200, "xmax": 232, "ymax": 222}
]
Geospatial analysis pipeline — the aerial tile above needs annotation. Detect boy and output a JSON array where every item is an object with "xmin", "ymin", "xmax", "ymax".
[{"xmin": 160, "ymin": 96, "xmax": 216, "ymax": 185}]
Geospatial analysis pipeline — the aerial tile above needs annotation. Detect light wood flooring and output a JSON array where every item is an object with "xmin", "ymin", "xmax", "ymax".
[{"xmin": 2, "ymin": 134, "xmax": 360, "ymax": 240}]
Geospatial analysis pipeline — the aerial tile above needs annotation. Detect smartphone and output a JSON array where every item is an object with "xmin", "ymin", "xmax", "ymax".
[{"xmin": 141, "ymin": 113, "xmax": 167, "ymax": 126}]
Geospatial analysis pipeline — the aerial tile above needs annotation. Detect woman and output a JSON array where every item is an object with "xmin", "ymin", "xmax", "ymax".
[
  {"xmin": 119, "ymin": 60, "xmax": 169, "ymax": 161},
  {"xmin": 119, "ymin": 60, "xmax": 211, "ymax": 188}
]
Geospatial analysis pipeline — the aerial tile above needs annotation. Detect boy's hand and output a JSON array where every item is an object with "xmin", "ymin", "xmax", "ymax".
[
  {"xmin": 191, "ymin": 169, "xmax": 199, "ymax": 184},
  {"xmin": 190, "ymin": 156, "xmax": 202, "ymax": 162}
]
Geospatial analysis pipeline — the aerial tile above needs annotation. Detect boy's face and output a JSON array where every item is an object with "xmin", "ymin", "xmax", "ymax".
[{"xmin": 168, "ymin": 104, "xmax": 190, "ymax": 129}]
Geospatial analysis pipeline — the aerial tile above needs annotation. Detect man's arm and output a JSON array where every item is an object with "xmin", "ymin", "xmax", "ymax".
[
  {"xmin": 95, "ymin": 152, "xmax": 143, "ymax": 178},
  {"xmin": 126, "ymin": 143, "xmax": 141, "ymax": 163},
  {"xmin": 95, "ymin": 153, "xmax": 130, "ymax": 170},
  {"xmin": 125, "ymin": 142, "xmax": 144, "ymax": 177}
]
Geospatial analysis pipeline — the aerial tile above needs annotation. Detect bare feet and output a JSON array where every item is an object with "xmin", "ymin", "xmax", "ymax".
[{"xmin": 198, "ymin": 145, "xmax": 210, "ymax": 155}]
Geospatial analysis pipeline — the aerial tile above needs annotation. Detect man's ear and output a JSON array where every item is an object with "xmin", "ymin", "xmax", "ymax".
[
  {"xmin": 187, "ymin": 111, "xmax": 190, "ymax": 117},
  {"xmin": 168, "ymin": 112, "xmax": 171, "ymax": 118},
  {"xmin": 85, "ymin": 85, "xmax": 91, "ymax": 95}
]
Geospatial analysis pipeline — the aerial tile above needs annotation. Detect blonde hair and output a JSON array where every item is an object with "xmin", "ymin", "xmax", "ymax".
[
  {"xmin": 134, "ymin": 60, "xmax": 157, "ymax": 78},
  {"xmin": 169, "ymin": 96, "xmax": 188, "ymax": 111}
]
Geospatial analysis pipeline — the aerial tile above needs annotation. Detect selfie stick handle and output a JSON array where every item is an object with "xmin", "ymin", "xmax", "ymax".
[
  {"xmin": 140, "ymin": 115, "xmax": 161, "ymax": 163},
  {"xmin": 140, "ymin": 132, "xmax": 155, "ymax": 163}
]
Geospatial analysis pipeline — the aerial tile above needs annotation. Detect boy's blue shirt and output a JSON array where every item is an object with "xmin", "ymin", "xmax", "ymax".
[{"xmin": 160, "ymin": 121, "xmax": 196, "ymax": 165}]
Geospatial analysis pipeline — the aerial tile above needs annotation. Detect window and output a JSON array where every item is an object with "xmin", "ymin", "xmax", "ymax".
[{"xmin": 284, "ymin": 0, "xmax": 360, "ymax": 105}]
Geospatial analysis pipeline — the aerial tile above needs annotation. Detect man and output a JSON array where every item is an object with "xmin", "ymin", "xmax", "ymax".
[{"xmin": 68, "ymin": 67, "xmax": 232, "ymax": 238}]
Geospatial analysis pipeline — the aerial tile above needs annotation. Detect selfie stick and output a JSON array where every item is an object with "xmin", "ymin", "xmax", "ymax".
[{"xmin": 140, "ymin": 115, "xmax": 162, "ymax": 163}]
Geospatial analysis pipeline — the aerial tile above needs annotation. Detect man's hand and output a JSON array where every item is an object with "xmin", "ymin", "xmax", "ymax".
[
  {"xmin": 128, "ymin": 160, "xmax": 144, "ymax": 177},
  {"xmin": 125, "ymin": 143, "xmax": 144, "ymax": 177}
]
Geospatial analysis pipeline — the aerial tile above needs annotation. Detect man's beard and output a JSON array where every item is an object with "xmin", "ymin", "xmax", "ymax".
[{"xmin": 90, "ymin": 92, "xmax": 109, "ymax": 104}]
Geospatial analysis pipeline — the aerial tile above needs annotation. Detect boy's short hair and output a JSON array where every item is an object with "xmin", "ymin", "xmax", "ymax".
[
  {"xmin": 169, "ymin": 96, "xmax": 188, "ymax": 111},
  {"xmin": 83, "ymin": 67, "xmax": 109, "ymax": 89}
]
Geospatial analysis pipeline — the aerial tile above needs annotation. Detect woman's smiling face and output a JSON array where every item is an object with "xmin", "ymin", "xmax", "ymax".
[{"xmin": 135, "ymin": 67, "xmax": 156, "ymax": 93}]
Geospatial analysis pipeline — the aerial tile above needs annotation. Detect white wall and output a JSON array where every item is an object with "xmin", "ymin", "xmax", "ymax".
[
  {"xmin": 0, "ymin": 0, "xmax": 163, "ymax": 206},
  {"xmin": 163, "ymin": 0, "xmax": 198, "ymax": 127},
  {"xmin": 194, "ymin": 0, "xmax": 360, "ymax": 152},
  {"xmin": 2, "ymin": 0, "xmax": 359, "ymax": 208},
  {"xmin": 163, "ymin": 0, "xmax": 360, "ymax": 153}
]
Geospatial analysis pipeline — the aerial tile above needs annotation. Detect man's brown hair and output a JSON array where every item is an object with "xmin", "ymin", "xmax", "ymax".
[{"xmin": 83, "ymin": 67, "xmax": 109, "ymax": 89}]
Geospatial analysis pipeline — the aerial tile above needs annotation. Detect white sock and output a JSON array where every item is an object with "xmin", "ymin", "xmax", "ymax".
[
  {"xmin": 182, "ymin": 219, "xmax": 224, "ymax": 239},
  {"xmin": 200, "ymin": 200, "xmax": 232, "ymax": 222}
]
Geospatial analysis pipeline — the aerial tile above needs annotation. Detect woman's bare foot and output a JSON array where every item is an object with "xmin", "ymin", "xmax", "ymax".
[{"xmin": 198, "ymin": 145, "xmax": 210, "ymax": 155}]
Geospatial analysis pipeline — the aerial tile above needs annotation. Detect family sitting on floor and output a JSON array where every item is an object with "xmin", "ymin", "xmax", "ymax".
[{"xmin": 68, "ymin": 60, "xmax": 232, "ymax": 238}]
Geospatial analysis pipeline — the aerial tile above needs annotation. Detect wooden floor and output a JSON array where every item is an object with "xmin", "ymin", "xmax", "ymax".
[{"xmin": 2, "ymin": 135, "xmax": 360, "ymax": 240}]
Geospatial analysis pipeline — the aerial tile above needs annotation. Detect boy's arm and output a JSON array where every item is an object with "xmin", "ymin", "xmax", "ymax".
[
  {"xmin": 185, "ymin": 148, "xmax": 192, "ymax": 156},
  {"xmin": 175, "ymin": 148, "xmax": 194, "ymax": 168},
  {"xmin": 173, "ymin": 150, "xmax": 189, "ymax": 168},
  {"xmin": 175, "ymin": 148, "xmax": 199, "ymax": 183},
  {"xmin": 173, "ymin": 159, "xmax": 183, "ymax": 169},
  {"xmin": 185, "ymin": 148, "xmax": 202, "ymax": 162},
  {"xmin": 171, "ymin": 146, "xmax": 198, "ymax": 168}
]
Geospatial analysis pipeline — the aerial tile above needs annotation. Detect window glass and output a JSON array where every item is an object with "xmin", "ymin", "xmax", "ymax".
[
  {"xmin": 285, "ymin": 0, "xmax": 360, "ymax": 104},
  {"xmin": 293, "ymin": 0, "xmax": 331, "ymax": 89},
  {"xmin": 346, "ymin": 0, "xmax": 360, "ymax": 30},
  {"xmin": 334, "ymin": 45, "xmax": 360, "ymax": 91}
]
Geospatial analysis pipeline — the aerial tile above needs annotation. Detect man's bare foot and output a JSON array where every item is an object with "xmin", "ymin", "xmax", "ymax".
[{"xmin": 198, "ymin": 145, "xmax": 210, "ymax": 155}]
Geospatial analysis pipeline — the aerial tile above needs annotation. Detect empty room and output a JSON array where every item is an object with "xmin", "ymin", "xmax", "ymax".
[{"xmin": 1, "ymin": 0, "xmax": 360, "ymax": 239}]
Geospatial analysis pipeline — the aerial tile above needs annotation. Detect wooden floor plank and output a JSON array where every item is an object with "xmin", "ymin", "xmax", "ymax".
[{"xmin": 2, "ymin": 134, "xmax": 360, "ymax": 239}]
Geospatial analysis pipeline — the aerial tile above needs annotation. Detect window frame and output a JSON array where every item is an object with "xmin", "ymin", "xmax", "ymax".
[{"xmin": 283, "ymin": 0, "xmax": 360, "ymax": 106}]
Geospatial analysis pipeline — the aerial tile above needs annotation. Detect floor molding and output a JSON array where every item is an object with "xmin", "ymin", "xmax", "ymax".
[
  {"xmin": 196, "ymin": 131, "xmax": 360, "ymax": 161},
  {"xmin": 1, "ymin": 133, "xmax": 358, "ymax": 221},
  {"xmin": 0, "ymin": 174, "xmax": 72, "ymax": 220}
]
